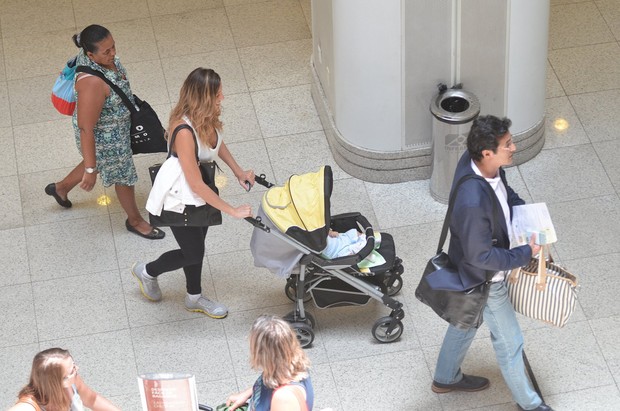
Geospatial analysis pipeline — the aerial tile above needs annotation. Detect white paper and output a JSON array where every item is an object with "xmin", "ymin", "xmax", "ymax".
[{"xmin": 511, "ymin": 203, "xmax": 557, "ymax": 245}]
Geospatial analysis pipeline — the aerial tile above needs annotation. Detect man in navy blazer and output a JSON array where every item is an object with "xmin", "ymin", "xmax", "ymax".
[{"xmin": 430, "ymin": 115, "xmax": 553, "ymax": 411}]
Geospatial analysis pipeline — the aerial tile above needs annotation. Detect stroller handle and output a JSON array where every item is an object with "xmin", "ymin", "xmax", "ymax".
[
  {"xmin": 245, "ymin": 216, "xmax": 270, "ymax": 232},
  {"xmin": 254, "ymin": 173, "xmax": 274, "ymax": 188},
  {"xmin": 242, "ymin": 174, "xmax": 272, "ymax": 233}
]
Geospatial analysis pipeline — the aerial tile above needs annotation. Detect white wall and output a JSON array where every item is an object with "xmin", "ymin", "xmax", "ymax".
[
  {"xmin": 331, "ymin": 0, "xmax": 402, "ymax": 151},
  {"xmin": 506, "ymin": 0, "xmax": 549, "ymax": 132}
]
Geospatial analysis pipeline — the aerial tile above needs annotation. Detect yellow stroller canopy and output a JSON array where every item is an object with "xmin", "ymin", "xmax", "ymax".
[{"xmin": 261, "ymin": 166, "xmax": 332, "ymax": 252}]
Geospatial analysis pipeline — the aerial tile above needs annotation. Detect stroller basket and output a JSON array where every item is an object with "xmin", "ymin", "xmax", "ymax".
[{"xmin": 311, "ymin": 276, "xmax": 373, "ymax": 308}]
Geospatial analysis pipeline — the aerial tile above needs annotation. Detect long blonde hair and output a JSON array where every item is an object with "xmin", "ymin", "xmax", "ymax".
[
  {"xmin": 18, "ymin": 348, "xmax": 72, "ymax": 411},
  {"xmin": 169, "ymin": 67, "xmax": 223, "ymax": 146},
  {"xmin": 249, "ymin": 315, "xmax": 311, "ymax": 389}
]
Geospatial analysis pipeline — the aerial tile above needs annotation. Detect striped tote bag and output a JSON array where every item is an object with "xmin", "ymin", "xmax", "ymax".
[{"xmin": 507, "ymin": 246, "xmax": 578, "ymax": 328}]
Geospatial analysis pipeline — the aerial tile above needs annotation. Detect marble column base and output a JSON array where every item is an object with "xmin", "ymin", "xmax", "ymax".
[{"xmin": 311, "ymin": 65, "xmax": 544, "ymax": 184}]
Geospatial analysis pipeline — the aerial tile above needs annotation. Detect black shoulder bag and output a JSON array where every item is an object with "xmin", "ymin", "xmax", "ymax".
[
  {"xmin": 148, "ymin": 124, "xmax": 222, "ymax": 227},
  {"xmin": 75, "ymin": 66, "xmax": 167, "ymax": 154},
  {"xmin": 415, "ymin": 174, "xmax": 498, "ymax": 330}
]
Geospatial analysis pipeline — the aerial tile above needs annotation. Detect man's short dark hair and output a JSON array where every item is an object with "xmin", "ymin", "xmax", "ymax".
[{"xmin": 466, "ymin": 115, "xmax": 512, "ymax": 161}]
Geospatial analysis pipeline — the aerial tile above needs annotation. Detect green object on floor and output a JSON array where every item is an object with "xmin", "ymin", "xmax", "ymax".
[{"xmin": 216, "ymin": 403, "xmax": 248, "ymax": 411}]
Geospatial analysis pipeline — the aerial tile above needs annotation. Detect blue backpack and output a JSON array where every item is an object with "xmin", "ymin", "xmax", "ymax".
[{"xmin": 51, "ymin": 56, "xmax": 77, "ymax": 115}]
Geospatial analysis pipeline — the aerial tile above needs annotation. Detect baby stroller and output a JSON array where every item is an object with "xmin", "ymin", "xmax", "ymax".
[{"xmin": 246, "ymin": 166, "xmax": 405, "ymax": 348}]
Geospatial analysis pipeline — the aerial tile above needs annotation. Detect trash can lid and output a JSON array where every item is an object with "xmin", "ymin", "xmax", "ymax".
[{"xmin": 430, "ymin": 89, "xmax": 481, "ymax": 124}]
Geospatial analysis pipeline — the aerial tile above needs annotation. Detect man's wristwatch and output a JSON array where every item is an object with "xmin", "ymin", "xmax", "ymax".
[{"xmin": 85, "ymin": 167, "xmax": 96, "ymax": 174}]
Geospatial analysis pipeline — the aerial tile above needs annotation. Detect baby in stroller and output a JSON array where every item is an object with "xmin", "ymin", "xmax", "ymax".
[
  {"xmin": 323, "ymin": 228, "xmax": 366, "ymax": 258},
  {"xmin": 322, "ymin": 228, "xmax": 385, "ymax": 269},
  {"xmin": 321, "ymin": 228, "xmax": 366, "ymax": 259},
  {"xmin": 248, "ymin": 166, "xmax": 405, "ymax": 347}
]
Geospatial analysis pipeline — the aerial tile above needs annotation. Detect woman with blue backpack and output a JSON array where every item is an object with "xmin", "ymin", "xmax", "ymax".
[{"xmin": 45, "ymin": 24, "xmax": 164, "ymax": 240}]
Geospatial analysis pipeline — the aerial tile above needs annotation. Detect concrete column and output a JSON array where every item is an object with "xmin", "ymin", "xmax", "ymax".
[{"xmin": 311, "ymin": 0, "xmax": 549, "ymax": 183}]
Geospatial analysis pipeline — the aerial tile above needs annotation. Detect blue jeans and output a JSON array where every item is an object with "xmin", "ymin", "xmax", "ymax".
[{"xmin": 433, "ymin": 282, "xmax": 542, "ymax": 410}]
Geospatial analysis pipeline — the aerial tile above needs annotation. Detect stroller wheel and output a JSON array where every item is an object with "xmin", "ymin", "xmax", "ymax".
[
  {"xmin": 372, "ymin": 316, "xmax": 404, "ymax": 343},
  {"xmin": 284, "ymin": 310, "xmax": 316, "ymax": 328},
  {"xmin": 384, "ymin": 273, "xmax": 403, "ymax": 296},
  {"xmin": 291, "ymin": 322, "xmax": 315, "ymax": 348},
  {"xmin": 285, "ymin": 277, "xmax": 312, "ymax": 303}
]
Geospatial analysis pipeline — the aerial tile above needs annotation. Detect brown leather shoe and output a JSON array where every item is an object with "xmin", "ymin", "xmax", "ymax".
[{"xmin": 431, "ymin": 374, "xmax": 490, "ymax": 393}]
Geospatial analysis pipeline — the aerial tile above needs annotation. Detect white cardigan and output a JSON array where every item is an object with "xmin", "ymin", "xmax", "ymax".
[{"xmin": 146, "ymin": 117, "xmax": 221, "ymax": 216}]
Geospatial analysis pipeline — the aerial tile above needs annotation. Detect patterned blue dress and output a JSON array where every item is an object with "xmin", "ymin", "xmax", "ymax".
[{"xmin": 73, "ymin": 49, "xmax": 137, "ymax": 187}]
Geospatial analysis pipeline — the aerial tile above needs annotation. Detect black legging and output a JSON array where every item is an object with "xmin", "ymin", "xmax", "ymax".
[{"xmin": 146, "ymin": 225, "xmax": 208, "ymax": 295}]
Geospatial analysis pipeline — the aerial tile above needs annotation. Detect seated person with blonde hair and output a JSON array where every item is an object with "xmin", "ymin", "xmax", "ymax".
[
  {"xmin": 225, "ymin": 315, "xmax": 314, "ymax": 411},
  {"xmin": 9, "ymin": 347, "xmax": 120, "ymax": 411}
]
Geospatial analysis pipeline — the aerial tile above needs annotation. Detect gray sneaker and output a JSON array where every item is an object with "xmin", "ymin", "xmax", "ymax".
[
  {"xmin": 132, "ymin": 262, "xmax": 162, "ymax": 301},
  {"xmin": 185, "ymin": 295, "xmax": 228, "ymax": 319}
]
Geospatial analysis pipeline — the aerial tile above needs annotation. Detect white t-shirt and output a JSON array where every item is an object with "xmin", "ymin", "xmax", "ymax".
[
  {"xmin": 182, "ymin": 115, "xmax": 222, "ymax": 161},
  {"xmin": 471, "ymin": 161, "xmax": 511, "ymax": 282}
]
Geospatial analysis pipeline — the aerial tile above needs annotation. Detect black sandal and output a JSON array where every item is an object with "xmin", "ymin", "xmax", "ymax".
[
  {"xmin": 125, "ymin": 219, "xmax": 165, "ymax": 240},
  {"xmin": 45, "ymin": 183, "xmax": 72, "ymax": 208}
]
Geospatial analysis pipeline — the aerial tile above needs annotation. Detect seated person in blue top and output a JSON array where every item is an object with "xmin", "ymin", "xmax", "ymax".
[{"xmin": 225, "ymin": 315, "xmax": 314, "ymax": 411}]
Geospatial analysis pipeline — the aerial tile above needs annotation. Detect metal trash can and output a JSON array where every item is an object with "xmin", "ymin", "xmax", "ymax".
[{"xmin": 429, "ymin": 85, "xmax": 480, "ymax": 203}]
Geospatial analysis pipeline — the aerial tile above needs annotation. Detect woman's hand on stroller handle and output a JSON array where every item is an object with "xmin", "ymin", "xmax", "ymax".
[
  {"xmin": 240, "ymin": 172, "xmax": 274, "ymax": 191},
  {"xmin": 231, "ymin": 204, "xmax": 252, "ymax": 219},
  {"xmin": 237, "ymin": 169, "xmax": 255, "ymax": 191}
]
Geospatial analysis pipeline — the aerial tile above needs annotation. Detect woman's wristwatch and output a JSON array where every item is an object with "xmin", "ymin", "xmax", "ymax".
[{"xmin": 85, "ymin": 167, "xmax": 96, "ymax": 174}]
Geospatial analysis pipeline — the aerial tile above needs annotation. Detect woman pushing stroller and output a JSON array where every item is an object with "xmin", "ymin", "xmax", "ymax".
[{"xmin": 132, "ymin": 68, "xmax": 254, "ymax": 318}]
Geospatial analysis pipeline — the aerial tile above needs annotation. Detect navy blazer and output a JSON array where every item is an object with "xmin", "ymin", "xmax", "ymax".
[{"xmin": 445, "ymin": 152, "xmax": 532, "ymax": 291}]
